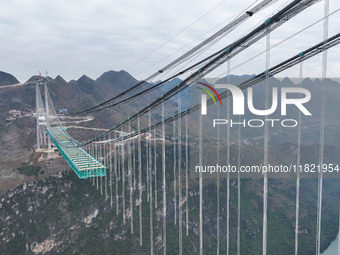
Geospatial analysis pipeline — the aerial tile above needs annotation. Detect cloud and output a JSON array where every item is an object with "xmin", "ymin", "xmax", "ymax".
[{"xmin": 0, "ymin": 0, "xmax": 339, "ymax": 82}]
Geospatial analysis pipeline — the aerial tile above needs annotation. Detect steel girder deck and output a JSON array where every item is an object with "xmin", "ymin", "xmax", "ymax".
[{"xmin": 47, "ymin": 127, "xmax": 106, "ymax": 179}]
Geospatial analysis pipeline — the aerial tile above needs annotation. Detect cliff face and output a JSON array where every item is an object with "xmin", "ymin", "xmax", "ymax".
[
  {"xmin": 0, "ymin": 148, "xmax": 339, "ymax": 255},
  {"xmin": 0, "ymin": 171, "xmax": 114, "ymax": 255},
  {"xmin": 0, "ymin": 168, "xmax": 180, "ymax": 255}
]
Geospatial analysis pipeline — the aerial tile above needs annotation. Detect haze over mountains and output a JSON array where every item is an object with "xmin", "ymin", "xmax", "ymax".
[{"xmin": 3, "ymin": 68, "xmax": 340, "ymax": 154}]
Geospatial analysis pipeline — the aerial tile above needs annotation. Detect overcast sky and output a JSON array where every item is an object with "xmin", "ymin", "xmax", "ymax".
[{"xmin": 0, "ymin": 0, "xmax": 339, "ymax": 82}]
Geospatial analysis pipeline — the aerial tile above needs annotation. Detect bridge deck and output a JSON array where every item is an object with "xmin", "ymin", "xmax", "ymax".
[{"xmin": 47, "ymin": 127, "xmax": 106, "ymax": 179}]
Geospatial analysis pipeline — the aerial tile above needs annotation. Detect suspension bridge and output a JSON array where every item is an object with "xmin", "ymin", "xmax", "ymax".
[{"xmin": 34, "ymin": 0, "xmax": 340, "ymax": 254}]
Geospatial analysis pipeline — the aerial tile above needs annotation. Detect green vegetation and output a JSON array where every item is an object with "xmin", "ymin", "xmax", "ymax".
[{"xmin": 17, "ymin": 163, "xmax": 41, "ymax": 176}]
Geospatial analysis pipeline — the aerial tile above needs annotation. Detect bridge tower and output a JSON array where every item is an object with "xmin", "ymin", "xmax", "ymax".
[
  {"xmin": 35, "ymin": 79, "xmax": 51, "ymax": 150},
  {"xmin": 44, "ymin": 80, "xmax": 52, "ymax": 149}
]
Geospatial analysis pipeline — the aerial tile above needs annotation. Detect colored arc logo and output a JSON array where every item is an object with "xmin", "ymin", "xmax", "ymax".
[{"xmin": 197, "ymin": 82, "xmax": 222, "ymax": 106}]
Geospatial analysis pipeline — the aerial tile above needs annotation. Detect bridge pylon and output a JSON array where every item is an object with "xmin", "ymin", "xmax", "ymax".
[{"xmin": 35, "ymin": 79, "xmax": 52, "ymax": 150}]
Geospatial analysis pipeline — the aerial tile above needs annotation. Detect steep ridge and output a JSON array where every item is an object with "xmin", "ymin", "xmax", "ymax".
[{"xmin": 0, "ymin": 71, "xmax": 19, "ymax": 86}]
